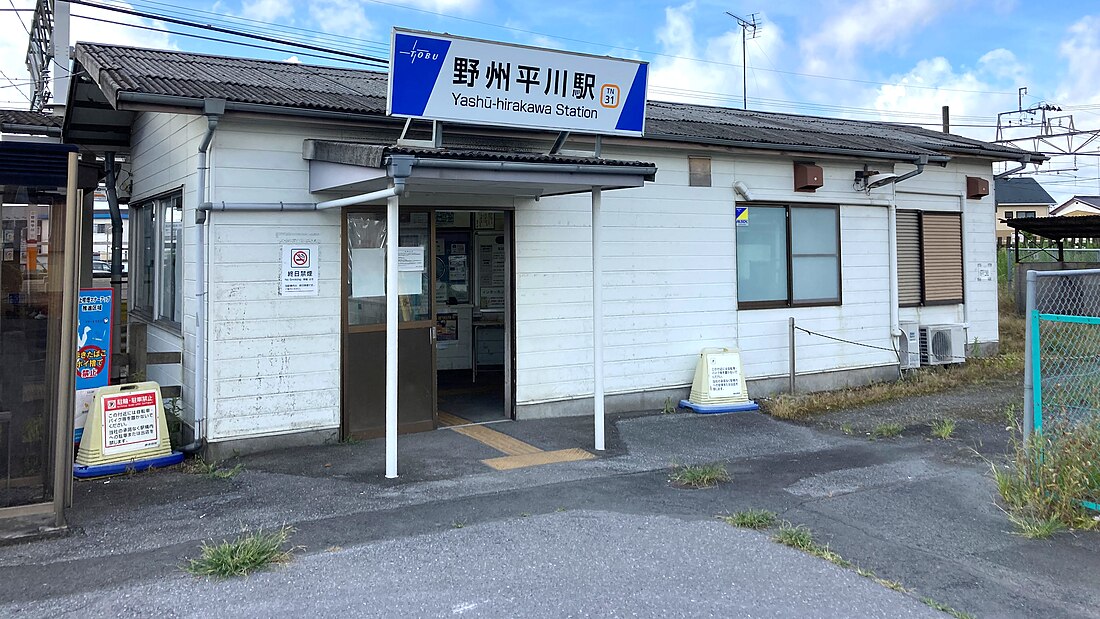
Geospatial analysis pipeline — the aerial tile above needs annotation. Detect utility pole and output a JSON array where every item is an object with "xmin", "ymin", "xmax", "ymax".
[{"xmin": 726, "ymin": 12, "xmax": 762, "ymax": 110}]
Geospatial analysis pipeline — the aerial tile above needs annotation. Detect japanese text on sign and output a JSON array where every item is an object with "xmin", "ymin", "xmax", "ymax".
[
  {"xmin": 102, "ymin": 390, "xmax": 159, "ymax": 455},
  {"xmin": 389, "ymin": 28, "xmax": 648, "ymax": 136}
]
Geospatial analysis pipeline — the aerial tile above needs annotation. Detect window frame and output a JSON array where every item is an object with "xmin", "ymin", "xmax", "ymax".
[
  {"xmin": 735, "ymin": 202, "xmax": 843, "ymax": 310},
  {"xmin": 897, "ymin": 209, "xmax": 964, "ymax": 308},
  {"xmin": 129, "ymin": 187, "xmax": 184, "ymax": 331}
]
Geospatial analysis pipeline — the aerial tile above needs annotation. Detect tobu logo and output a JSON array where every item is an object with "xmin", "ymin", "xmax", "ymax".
[{"xmin": 76, "ymin": 345, "xmax": 106, "ymax": 379}]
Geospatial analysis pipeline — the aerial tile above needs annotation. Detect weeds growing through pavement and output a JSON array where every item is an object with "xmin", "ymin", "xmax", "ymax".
[
  {"xmin": 930, "ymin": 419, "xmax": 956, "ymax": 440},
  {"xmin": 669, "ymin": 463, "xmax": 730, "ymax": 488},
  {"xmin": 721, "ymin": 509, "xmax": 776, "ymax": 530},
  {"xmin": 186, "ymin": 526, "xmax": 293, "ymax": 578}
]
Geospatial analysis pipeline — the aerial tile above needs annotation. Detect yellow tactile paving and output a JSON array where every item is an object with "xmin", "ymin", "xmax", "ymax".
[
  {"xmin": 481, "ymin": 448, "xmax": 596, "ymax": 471},
  {"xmin": 437, "ymin": 412, "xmax": 467, "ymax": 427},
  {"xmin": 439, "ymin": 411, "xmax": 595, "ymax": 469},
  {"xmin": 451, "ymin": 424, "xmax": 543, "ymax": 456}
]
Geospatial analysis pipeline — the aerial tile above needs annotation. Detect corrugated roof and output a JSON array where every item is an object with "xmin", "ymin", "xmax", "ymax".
[
  {"xmin": 1, "ymin": 109, "xmax": 61, "ymax": 130},
  {"xmin": 72, "ymin": 42, "xmax": 1041, "ymax": 161},
  {"xmin": 995, "ymin": 177, "xmax": 1056, "ymax": 205},
  {"xmin": 1005, "ymin": 214, "xmax": 1100, "ymax": 240}
]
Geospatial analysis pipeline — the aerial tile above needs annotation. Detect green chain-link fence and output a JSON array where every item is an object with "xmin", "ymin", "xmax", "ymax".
[{"xmin": 1026, "ymin": 269, "xmax": 1100, "ymax": 511}]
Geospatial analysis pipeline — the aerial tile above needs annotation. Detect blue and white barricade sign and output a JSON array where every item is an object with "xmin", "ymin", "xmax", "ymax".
[
  {"xmin": 75, "ymin": 288, "xmax": 113, "ymax": 442},
  {"xmin": 388, "ymin": 28, "xmax": 648, "ymax": 137}
]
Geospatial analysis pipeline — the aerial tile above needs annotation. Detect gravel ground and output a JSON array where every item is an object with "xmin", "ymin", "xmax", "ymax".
[{"xmin": 795, "ymin": 378, "xmax": 1023, "ymax": 434}]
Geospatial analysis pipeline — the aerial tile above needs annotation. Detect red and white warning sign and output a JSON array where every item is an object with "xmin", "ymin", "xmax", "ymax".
[
  {"xmin": 101, "ymin": 389, "xmax": 160, "ymax": 456},
  {"xmin": 280, "ymin": 244, "xmax": 318, "ymax": 297}
]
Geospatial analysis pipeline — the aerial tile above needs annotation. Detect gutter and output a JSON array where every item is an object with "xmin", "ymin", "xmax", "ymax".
[{"xmin": 0, "ymin": 123, "xmax": 62, "ymax": 137}]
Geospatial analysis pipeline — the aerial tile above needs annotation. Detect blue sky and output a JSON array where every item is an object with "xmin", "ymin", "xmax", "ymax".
[{"xmin": 3, "ymin": 0, "xmax": 1100, "ymax": 202}]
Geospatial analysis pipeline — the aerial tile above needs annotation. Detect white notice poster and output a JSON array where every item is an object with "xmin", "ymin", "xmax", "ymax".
[
  {"xmin": 351, "ymin": 248, "xmax": 385, "ymax": 297},
  {"xmin": 706, "ymin": 352, "xmax": 745, "ymax": 399},
  {"xmin": 280, "ymin": 244, "xmax": 319, "ymax": 296},
  {"xmin": 398, "ymin": 246, "xmax": 425, "ymax": 272}
]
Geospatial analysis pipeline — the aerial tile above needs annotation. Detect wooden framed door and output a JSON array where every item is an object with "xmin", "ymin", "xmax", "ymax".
[{"xmin": 341, "ymin": 209, "xmax": 436, "ymax": 439}]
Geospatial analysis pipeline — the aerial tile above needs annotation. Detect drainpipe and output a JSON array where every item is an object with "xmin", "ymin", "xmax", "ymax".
[
  {"xmin": 877, "ymin": 157, "xmax": 927, "ymax": 363},
  {"xmin": 995, "ymin": 155, "xmax": 1031, "ymax": 179},
  {"xmin": 179, "ymin": 98, "xmax": 224, "ymax": 455},
  {"xmin": 888, "ymin": 182, "xmax": 900, "ymax": 346},
  {"xmin": 104, "ymin": 153, "xmax": 124, "ymax": 381}
]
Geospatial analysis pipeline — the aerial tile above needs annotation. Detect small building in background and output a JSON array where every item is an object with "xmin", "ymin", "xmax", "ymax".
[
  {"xmin": 995, "ymin": 177, "xmax": 1055, "ymax": 245},
  {"xmin": 1050, "ymin": 195, "xmax": 1100, "ymax": 218}
]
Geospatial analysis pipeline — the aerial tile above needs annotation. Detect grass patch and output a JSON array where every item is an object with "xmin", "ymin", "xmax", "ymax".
[
  {"xmin": 669, "ymin": 463, "xmax": 729, "ymax": 488},
  {"xmin": 991, "ymin": 419, "xmax": 1100, "ymax": 535},
  {"xmin": 185, "ymin": 526, "xmax": 293, "ymax": 578},
  {"xmin": 772, "ymin": 522, "xmax": 815, "ymax": 551},
  {"xmin": 930, "ymin": 418, "xmax": 956, "ymax": 440},
  {"xmin": 922, "ymin": 597, "xmax": 976, "ymax": 619},
  {"xmin": 182, "ymin": 458, "xmax": 243, "ymax": 480},
  {"xmin": 661, "ymin": 396, "xmax": 678, "ymax": 414},
  {"xmin": 721, "ymin": 509, "xmax": 777, "ymax": 530},
  {"xmin": 871, "ymin": 422, "xmax": 903, "ymax": 439},
  {"xmin": 763, "ymin": 287, "xmax": 1024, "ymax": 421}
]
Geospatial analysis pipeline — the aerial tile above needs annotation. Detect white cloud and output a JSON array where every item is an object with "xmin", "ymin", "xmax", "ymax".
[
  {"xmin": 648, "ymin": 2, "xmax": 788, "ymax": 108},
  {"xmin": 800, "ymin": 0, "xmax": 949, "ymax": 77},
  {"xmin": 1056, "ymin": 15, "xmax": 1100, "ymax": 106},
  {"xmin": 309, "ymin": 0, "xmax": 375, "ymax": 38},
  {"xmin": 240, "ymin": 0, "xmax": 295, "ymax": 23},
  {"xmin": 0, "ymin": 0, "xmax": 173, "ymax": 108},
  {"xmin": 387, "ymin": 0, "xmax": 482, "ymax": 12}
]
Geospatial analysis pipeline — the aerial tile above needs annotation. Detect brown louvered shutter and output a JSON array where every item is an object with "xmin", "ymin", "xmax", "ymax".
[
  {"xmin": 921, "ymin": 212, "xmax": 963, "ymax": 303},
  {"xmin": 896, "ymin": 211, "xmax": 922, "ymax": 306}
]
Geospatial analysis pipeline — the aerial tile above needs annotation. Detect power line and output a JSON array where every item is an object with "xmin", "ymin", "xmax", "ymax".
[
  {"xmin": 123, "ymin": 0, "xmax": 390, "ymax": 57},
  {"xmin": 0, "ymin": 69, "xmax": 32, "ymax": 103},
  {"xmin": 66, "ymin": 0, "xmax": 388, "ymax": 67},
  {"xmin": 354, "ymin": 0, "xmax": 1022, "ymax": 96},
  {"xmin": 8, "ymin": 0, "xmax": 28, "ymax": 34},
  {"xmin": 70, "ymin": 12, "xmax": 383, "ymax": 67}
]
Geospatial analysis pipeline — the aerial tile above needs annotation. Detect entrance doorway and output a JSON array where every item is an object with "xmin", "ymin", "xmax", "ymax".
[
  {"xmin": 434, "ymin": 210, "xmax": 510, "ymax": 426},
  {"xmin": 341, "ymin": 208, "xmax": 512, "ymax": 440}
]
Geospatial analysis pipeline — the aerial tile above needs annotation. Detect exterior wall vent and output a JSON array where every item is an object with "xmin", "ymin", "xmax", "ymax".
[
  {"xmin": 794, "ymin": 162, "xmax": 823, "ymax": 192},
  {"xmin": 966, "ymin": 176, "xmax": 989, "ymax": 199}
]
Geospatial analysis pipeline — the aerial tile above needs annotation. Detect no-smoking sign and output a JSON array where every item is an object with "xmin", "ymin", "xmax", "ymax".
[{"xmin": 281, "ymin": 244, "xmax": 319, "ymax": 297}]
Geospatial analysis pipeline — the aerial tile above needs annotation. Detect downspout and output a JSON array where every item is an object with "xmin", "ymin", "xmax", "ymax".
[
  {"xmin": 879, "ymin": 156, "xmax": 927, "ymax": 364},
  {"xmin": 180, "ymin": 98, "xmax": 224, "ymax": 455},
  {"xmin": 995, "ymin": 154, "xmax": 1031, "ymax": 179},
  {"xmin": 888, "ymin": 181, "xmax": 900, "ymax": 346},
  {"xmin": 104, "ymin": 153, "xmax": 124, "ymax": 382}
]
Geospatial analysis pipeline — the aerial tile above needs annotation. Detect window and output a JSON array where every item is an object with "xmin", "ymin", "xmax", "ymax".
[
  {"xmin": 736, "ymin": 204, "xmax": 841, "ymax": 308},
  {"xmin": 1004, "ymin": 211, "xmax": 1013, "ymax": 219},
  {"xmin": 688, "ymin": 156, "xmax": 712, "ymax": 187},
  {"xmin": 1018, "ymin": 210, "xmax": 1036, "ymax": 218},
  {"xmin": 896, "ymin": 210, "xmax": 963, "ymax": 306},
  {"xmin": 130, "ymin": 191, "xmax": 182, "ymax": 325}
]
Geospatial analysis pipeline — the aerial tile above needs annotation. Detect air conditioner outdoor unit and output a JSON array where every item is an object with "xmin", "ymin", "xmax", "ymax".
[
  {"xmin": 919, "ymin": 324, "xmax": 967, "ymax": 366},
  {"xmin": 898, "ymin": 321, "xmax": 920, "ymax": 369}
]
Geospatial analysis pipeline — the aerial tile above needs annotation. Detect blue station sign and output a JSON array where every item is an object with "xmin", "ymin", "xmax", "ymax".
[{"xmin": 388, "ymin": 28, "xmax": 648, "ymax": 137}]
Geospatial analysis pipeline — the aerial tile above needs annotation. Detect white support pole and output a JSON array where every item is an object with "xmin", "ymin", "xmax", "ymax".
[
  {"xmin": 385, "ymin": 189, "xmax": 400, "ymax": 478},
  {"xmin": 592, "ymin": 187, "xmax": 605, "ymax": 451}
]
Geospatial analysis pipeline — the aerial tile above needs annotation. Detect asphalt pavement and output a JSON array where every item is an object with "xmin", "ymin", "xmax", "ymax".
[{"xmin": 1, "ymin": 399, "xmax": 1097, "ymax": 618}]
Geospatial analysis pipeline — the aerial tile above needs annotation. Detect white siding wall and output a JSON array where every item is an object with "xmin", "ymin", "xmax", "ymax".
[
  {"xmin": 514, "ymin": 152, "xmax": 996, "ymax": 407},
  {"xmin": 203, "ymin": 118, "xmax": 384, "ymax": 441},
  {"xmin": 129, "ymin": 112, "xmax": 204, "ymax": 419},
  {"xmin": 129, "ymin": 111, "xmax": 1000, "ymax": 438},
  {"xmin": 895, "ymin": 161, "xmax": 998, "ymax": 346}
]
